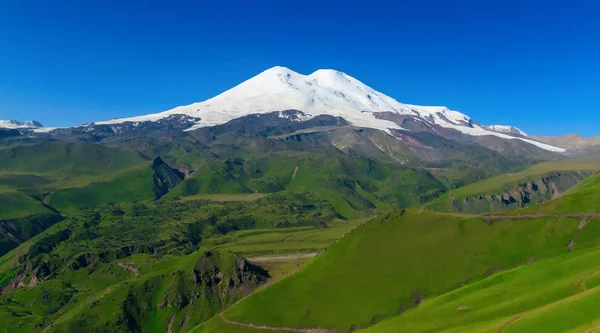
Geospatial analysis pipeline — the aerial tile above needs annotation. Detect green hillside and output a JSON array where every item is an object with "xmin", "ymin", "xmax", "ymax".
[
  {"xmin": 224, "ymin": 210, "xmax": 588, "ymax": 331},
  {"xmin": 0, "ymin": 142, "xmax": 182, "ymax": 256},
  {"xmin": 0, "ymin": 142, "xmax": 148, "ymax": 182},
  {"xmin": 170, "ymin": 152, "xmax": 445, "ymax": 219},
  {"xmin": 47, "ymin": 168, "xmax": 158, "ymax": 214},
  {"xmin": 0, "ymin": 190, "xmax": 360, "ymax": 332},
  {"xmin": 1, "ymin": 135, "xmax": 599, "ymax": 332},
  {"xmin": 0, "ymin": 189, "xmax": 53, "ymax": 220},
  {"xmin": 363, "ymin": 241, "xmax": 600, "ymax": 333}
]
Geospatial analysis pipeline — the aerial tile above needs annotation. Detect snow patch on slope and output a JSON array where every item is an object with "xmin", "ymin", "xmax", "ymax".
[
  {"xmin": 486, "ymin": 125, "xmax": 528, "ymax": 136},
  {"xmin": 454, "ymin": 125, "xmax": 563, "ymax": 152},
  {"xmin": 96, "ymin": 66, "xmax": 564, "ymax": 152}
]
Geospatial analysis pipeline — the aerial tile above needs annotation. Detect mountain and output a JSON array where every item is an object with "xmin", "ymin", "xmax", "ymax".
[
  {"xmin": 530, "ymin": 133, "xmax": 600, "ymax": 149},
  {"xmin": 95, "ymin": 66, "xmax": 564, "ymax": 153},
  {"xmin": 0, "ymin": 67, "xmax": 599, "ymax": 332},
  {"xmin": 0, "ymin": 120, "xmax": 43, "ymax": 129}
]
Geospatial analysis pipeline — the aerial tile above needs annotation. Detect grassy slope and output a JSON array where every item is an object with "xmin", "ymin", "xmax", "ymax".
[
  {"xmin": 224, "ymin": 210, "xmax": 582, "ymax": 330},
  {"xmin": 363, "ymin": 244, "xmax": 600, "ymax": 333},
  {"xmin": 0, "ymin": 142, "xmax": 148, "ymax": 179},
  {"xmin": 47, "ymin": 167, "xmax": 157, "ymax": 214},
  {"xmin": 212, "ymin": 218, "xmax": 366, "ymax": 257},
  {"xmin": 0, "ymin": 142, "xmax": 153, "ymax": 213},
  {"xmin": 0, "ymin": 189, "xmax": 53, "ymax": 219},
  {"xmin": 169, "ymin": 152, "xmax": 445, "ymax": 219},
  {"xmin": 424, "ymin": 158, "xmax": 600, "ymax": 212}
]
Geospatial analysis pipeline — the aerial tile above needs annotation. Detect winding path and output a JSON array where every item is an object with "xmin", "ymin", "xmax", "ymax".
[
  {"xmin": 219, "ymin": 313, "xmax": 337, "ymax": 333},
  {"xmin": 482, "ymin": 213, "xmax": 600, "ymax": 222},
  {"xmin": 247, "ymin": 253, "xmax": 317, "ymax": 263},
  {"xmin": 116, "ymin": 263, "xmax": 139, "ymax": 277}
]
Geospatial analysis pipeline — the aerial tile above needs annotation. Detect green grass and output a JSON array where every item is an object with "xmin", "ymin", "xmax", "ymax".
[
  {"xmin": 176, "ymin": 193, "xmax": 267, "ymax": 202},
  {"xmin": 47, "ymin": 167, "xmax": 157, "ymax": 214},
  {"xmin": 362, "ymin": 246, "xmax": 600, "ymax": 333},
  {"xmin": 0, "ymin": 142, "xmax": 157, "ymax": 216},
  {"xmin": 210, "ymin": 218, "xmax": 366, "ymax": 257},
  {"xmin": 0, "ymin": 189, "xmax": 52, "ymax": 219},
  {"xmin": 0, "ymin": 142, "xmax": 148, "ymax": 180},
  {"xmin": 224, "ymin": 210, "xmax": 583, "ymax": 330}
]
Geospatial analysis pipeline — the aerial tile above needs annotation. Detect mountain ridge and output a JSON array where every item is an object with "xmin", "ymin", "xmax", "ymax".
[
  {"xmin": 530, "ymin": 133, "xmax": 600, "ymax": 149},
  {"xmin": 0, "ymin": 120, "xmax": 43, "ymax": 129}
]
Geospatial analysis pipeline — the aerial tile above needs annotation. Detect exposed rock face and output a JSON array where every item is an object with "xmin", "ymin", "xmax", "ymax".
[
  {"xmin": 193, "ymin": 250, "xmax": 270, "ymax": 299},
  {"xmin": 191, "ymin": 109, "xmax": 348, "ymax": 138},
  {"xmin": 449, "ymin": 171, "xmax": 593, "ymax": 214},
  {"xmin": 0, "ymin": 214, "xmax": 65, "ymax": 257},
  {"xmin": 0, "ymin": 128, "xmax": 22, "ymax": 140},
  {"xmin": 33, "ymin": 114, "xmax": 201, "ymax": 142},
  {"xmin": 149, "ymin": 156, "xmax": 185, "ymax": 198}
]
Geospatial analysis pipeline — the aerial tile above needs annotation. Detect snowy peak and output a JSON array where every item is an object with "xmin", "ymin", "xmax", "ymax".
[
  {"xmin": 0, "ymin": 120, "xmax": 43, "ymax": 129},
  {"xmin": 95, "ymin": 65, "xmax": 564, "ymax": 152},
  {"xmin": 99, "ymin": 65, "xmax": 472, "ymax": 131}
]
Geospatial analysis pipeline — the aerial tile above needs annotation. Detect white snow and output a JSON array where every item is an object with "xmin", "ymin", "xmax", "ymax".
[
  {"xmin": 31, "ymin": 127, "xmax": 57, "ymax": 133},
  {"xmin": 449, "ymin": 124, "xmax": 562, "ymax": 152},
  {"xmin": 96, "ymin": 66, "xmax": 565, "ymax": 152},
  {"xmin": 486, "ymin": 125, "xmax": 528, "ymax": 136}
]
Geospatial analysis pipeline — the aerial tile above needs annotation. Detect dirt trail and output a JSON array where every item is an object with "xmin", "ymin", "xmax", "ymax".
[
  {"xmin": 42, "ymin": 285, "xmax": 117, "ymax": 332},
  {"xmin": 43, "ymin": 193, "xmax": 52, "ymax": 205},
  {"xmin": 247, "ymin": 253, "xmax": 317, "ymax": 263},
  {"xmin": 568, "ymin": 218, "xmax": 593, "ymax": 252},
  {"xmin": 482, "ymin": 213, "xmax": 600, "ymax": 222},
  {"xmin": 497, "ymin": 268, "xmax": 600, "ymax": 332},
  {"xmin": 167, "ymin": 315, "xmax": 176, "ymax": 333},
  {"xmin": 497, "ymin": 315, "xmax": 523, "ymax": 332},
  {"xmin": 291, "ymin": 166, "xmax": 299, "ymax": 182},
  {"xmin": 219, "ymin": 313, "xmax": 336, "ymax": 332},
  {"xmin": 117, "ymin": 263, "xmax": 139, "ymax": 277},
  {"xmin": 575, "ymin": 267, "xmax": 600, "ymax": 292}
]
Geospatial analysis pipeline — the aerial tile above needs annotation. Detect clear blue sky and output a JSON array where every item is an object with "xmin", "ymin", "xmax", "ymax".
[{"xmin": 1, "ymin": 0, "xmax": 598, "ymax": 136}]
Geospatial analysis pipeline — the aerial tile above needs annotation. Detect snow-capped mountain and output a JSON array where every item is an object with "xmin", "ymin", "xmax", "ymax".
[
  {"xmin": 96, "ymin": 66, "xmax": 564, "ymax": 152},
  {"xmin": 0, "ymin": 120, "xmax": 43, "ymax": 129},
  {"xmin": 485, "ymin": 125, "xmax": 528, "ymax": 137}
]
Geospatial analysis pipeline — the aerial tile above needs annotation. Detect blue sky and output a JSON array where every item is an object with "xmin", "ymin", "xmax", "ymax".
[{"xmin": 0, "ymin": 0, "xmax": 598, "ymax": 136}]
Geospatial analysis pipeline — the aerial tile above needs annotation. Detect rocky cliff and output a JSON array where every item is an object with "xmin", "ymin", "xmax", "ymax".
[{"xmin": 444, "ymin": 171, "xmax": 593, "ymax": 214}]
